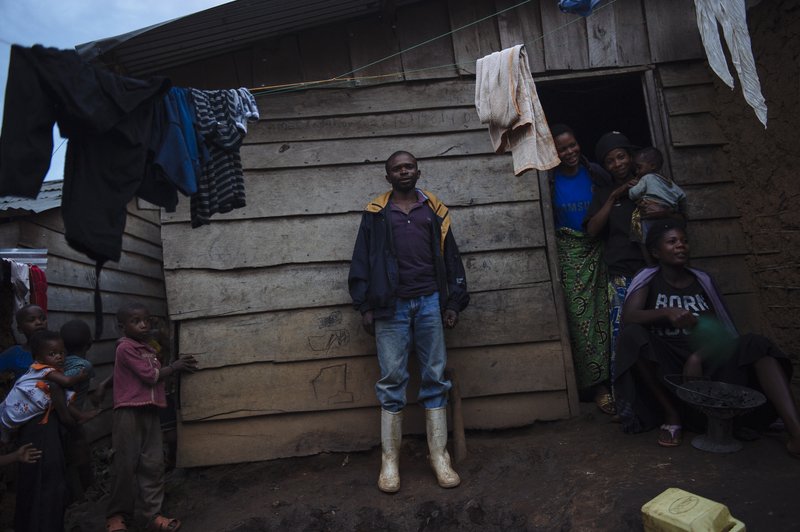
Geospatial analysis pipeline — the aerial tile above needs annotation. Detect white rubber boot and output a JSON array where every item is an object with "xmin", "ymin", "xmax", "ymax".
[
  {"xmin": 378, "ymin": 408, "xmax": 402, "ymax": 493},
  {"xmin": 425, "ymin": 406, "xmax": 461, "ymax": 488}
]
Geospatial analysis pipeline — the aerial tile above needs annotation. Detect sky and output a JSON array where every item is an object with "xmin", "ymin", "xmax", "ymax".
[{"xmin": 0, "ymin": 0, "xmax": 233, "ymax": 183}]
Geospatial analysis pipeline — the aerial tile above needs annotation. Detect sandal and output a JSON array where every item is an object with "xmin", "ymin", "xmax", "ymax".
[
  {"xmin": 594, "ymin": 393, "xmax": 616, "ymax": 415},
  {"xmin": 106, "ymin": 515, "xmax": 127, "ymax": 532},
  {"xmin": 658, "ymin": 424, "xmax": 682, "ymax": 447},
  {"xmin": 147, "ymin": 515, "xmax": 181, "ymax": 531}
]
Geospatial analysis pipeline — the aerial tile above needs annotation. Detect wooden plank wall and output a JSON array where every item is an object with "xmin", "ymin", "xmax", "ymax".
[
  {"xmin": 5, "ymin": 200, "xmax": 168, "ymax": 441},
  {"xmin": 152, "ymin": 0, "xmax": 716, "ymax": 466},
  {"xmin": 163, "ymin": 78, "xmax": 576, "ymax": 466},
  {"xmin": 656, "ymin": 61, "xmax": 759, "ymax": 331},
  {"xmin": 164, "ymin": 0, "xmax": 703, "ymax": 90}
]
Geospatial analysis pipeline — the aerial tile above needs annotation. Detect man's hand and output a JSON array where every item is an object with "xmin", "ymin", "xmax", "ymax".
[
  {"xmin": 443, "ymin": 309, "xmax": 458, "ymax": 329},
  {"xmin": 362, "ymin": 310, "xmax": 375, "ymax": 336}
]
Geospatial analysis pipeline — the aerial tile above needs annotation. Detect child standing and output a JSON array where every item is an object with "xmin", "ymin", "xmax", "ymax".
[
  {"xmin": 0, "ymin": 304, "xmax": 48, "ymax": 380},
  {"xmin": 60, "ymin": 319, "xmax": 97, "ymax": 500},
  {"xmin": 1, "ymin": 329, "xmax": 94, "ymax": 532},
  {"xmin": 106, "ymin": 302, "xmax": 197, "ymax": 532},
  {"xmin": 628, "ymin": 147, "xmax": 687, "ymax": 262}
]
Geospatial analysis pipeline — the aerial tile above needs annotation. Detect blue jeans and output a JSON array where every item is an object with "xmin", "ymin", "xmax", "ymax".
[{"xmin": 375, "ymin": 292, "xmax": 451, "ymax": 412}]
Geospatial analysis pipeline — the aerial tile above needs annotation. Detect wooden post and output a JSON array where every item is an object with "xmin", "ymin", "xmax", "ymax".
[{"xmin": 446, "ymin": 368, "xmax": 467, "ymax": 463}]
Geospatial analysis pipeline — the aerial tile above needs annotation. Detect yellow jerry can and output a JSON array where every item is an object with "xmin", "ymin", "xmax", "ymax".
[{"xmin": 641, "ymin": 488, "xmax": 746, "ymax": 532}]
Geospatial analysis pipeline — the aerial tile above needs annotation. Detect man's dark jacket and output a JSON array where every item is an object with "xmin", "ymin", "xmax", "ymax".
[{"xmin": 348, "ymin": 189, "xmax": 469, "ymax": 320}]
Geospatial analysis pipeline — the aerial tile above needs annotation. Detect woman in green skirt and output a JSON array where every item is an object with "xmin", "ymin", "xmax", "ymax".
[{"xmin": 549, "ymin": 124, "xmax": 615, "ymax": 414}]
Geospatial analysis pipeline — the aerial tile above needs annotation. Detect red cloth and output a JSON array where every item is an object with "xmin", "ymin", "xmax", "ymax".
[
  {"xmin": 112, "ymin": 337, "xmax": 166, "ymax": 409},
  {"xmin": 28, "ymin": 265, "xmax": 47, "ymax": 312}
]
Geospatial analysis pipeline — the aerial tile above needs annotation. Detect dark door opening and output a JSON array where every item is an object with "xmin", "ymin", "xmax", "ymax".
[{"xmin": 538, "ymin": 73, "xmax": 653, "ymax": 164}]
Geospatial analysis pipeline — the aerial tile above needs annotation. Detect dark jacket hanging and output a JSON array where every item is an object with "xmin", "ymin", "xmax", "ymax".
[{"xmin": 0, "ymin": 44, "xmax": 170, "ymax": 264}]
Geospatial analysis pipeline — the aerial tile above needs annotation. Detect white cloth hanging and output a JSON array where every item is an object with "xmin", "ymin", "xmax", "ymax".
[
  {"xmin": 694, "ymin": 0, "xmax": 768, "ymax": 127},
  {"xmin": 9, "ymin": 260, "xmax": 29, "ymax": 312},
  {"xmin": 475, "ymin": 44, "xmax": 560, "ymax": 175}
]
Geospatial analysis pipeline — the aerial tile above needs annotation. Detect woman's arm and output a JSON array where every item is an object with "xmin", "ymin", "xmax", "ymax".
[
  {"xmin": 585, "ymin": 180, "xmax": 638, "ymax": 237},
  {"xmin": 621, "ymin": 284, "xmax": 698, "ymax": 328}
]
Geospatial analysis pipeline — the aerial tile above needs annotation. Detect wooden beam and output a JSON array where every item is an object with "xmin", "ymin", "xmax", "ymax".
[
  {"xmin": 536, "ymin": 169, "xmax": 580, "ymax": 416},
  {"xmin": 643, "ymin": 0, "xmax": 703, "ymax": 63},
  {"xmin": 17, "ymin": 221, "xmax": 164, "ymax": 280},
  {"xmin": 161, "ymin": 155, "xmax": 528, "ymax": 224},
  {"xmin": 669, "ymin": 114, "xmax": 727, "ymax": 147},
  {"xmin": 241, "ymin": 130, "xmax": 499, "ymax": 170},
  {"xmin": 176, "ymin": 391, "xmax": 570, "ymax": 467},
  {"xmin": 248, "ymin": 107, "xmax": 486, "ymax": 144},
  {"xmin": 397, "ymin": 0, "xmax": 458, "ymax": 80},
  {"xmin": 178, "ymin": 278, "xmax": 557, "ymax": 367},
  {"xmin": 540, "ymin": 0, "xmax": 589, "ymax": 71},
  {"xmin": 255, "ymin": 78, "xmax": 476, "ymax": 119},
  {"xmin": 162, "ymin": 202, "xmax": 545, "ymax": 269},
  {"xmin": 448, "ymin": 0, "xmax": 501, "ymax": 75},
  {"xmin": 495, "ymin": 0, "xmax": 546, "ymax": 73},
  {"xmin": 180, "ymin": 342, "xmax": 567, "ymax": 421},
  {"xmin": 663, "ymin": 85, "xmax": 716, "ymax": 116},
  {"xmin": 346, "ymin": 16, "xmax": 404, "ymax": 86}
]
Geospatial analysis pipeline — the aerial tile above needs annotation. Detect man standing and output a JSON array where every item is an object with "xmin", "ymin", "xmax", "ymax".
[{"xmin": 348, "ymin": 151, "xmax": 469, "ymax": 493}]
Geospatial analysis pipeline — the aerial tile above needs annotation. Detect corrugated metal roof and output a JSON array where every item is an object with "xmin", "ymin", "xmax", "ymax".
[
  {"xmin": 0, "ymin": 180, "xmax": 63, "ymax": 216},
  {"xmin": 0, "ymin": 249, "xmax": 48, "ymax": 270},
  {"xmin": 80, "ymin": 0, "xmax": 423, "ymax": 77}
]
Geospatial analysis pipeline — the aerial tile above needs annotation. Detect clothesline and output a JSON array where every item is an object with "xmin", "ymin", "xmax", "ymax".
[
  {"xmin": 0, "ymin": 0, "xmax": 617, "ymax": 99},
  {"xmin": 250, "ymin": 0, "xmax": 620, "ymax": 96}
]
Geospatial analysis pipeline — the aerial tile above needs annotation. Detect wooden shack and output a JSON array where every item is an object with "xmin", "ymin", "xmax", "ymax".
[
  {"xmin": 84, "ymin": 0, "xmax": 768, "ymax": 466},
  {"xmin": 0, "ymin": 181, "xmax": 168, "ymax": 441}
]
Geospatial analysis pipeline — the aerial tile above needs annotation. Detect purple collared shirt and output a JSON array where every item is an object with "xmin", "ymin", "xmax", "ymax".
[{"xmin": 390, "ymin": 192, "xmax": 438, "ymax": 298}]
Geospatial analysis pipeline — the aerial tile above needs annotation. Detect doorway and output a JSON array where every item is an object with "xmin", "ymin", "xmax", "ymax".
[{"xmin": 538, "ymin": 72, "xmax": 653, "ymax": 164}]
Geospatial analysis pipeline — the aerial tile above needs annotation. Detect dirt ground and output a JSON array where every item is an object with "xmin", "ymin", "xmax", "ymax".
[{"xmin": 13, "ymin": 402, "xmax": 781, "ymax": 532}]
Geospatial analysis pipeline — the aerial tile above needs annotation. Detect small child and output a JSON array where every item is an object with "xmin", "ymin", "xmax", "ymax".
[
  {"xmin": 106, "ymin": 302, "xmax": 197, "ymax": 532},
  {"xmin": 628, "ymin": 147, "xmax": 687, "ymax": 262},
  {"xmin": 0, "ymin": 304, "xmax": 48, "ymax": 380},
  {"xmin": 0, "ymin": 330, "xmax": 95, "ymax": 532},
  {"xmin": 0, "ymin": 330, "xmax": 92, "ymax": 436},
  {"xmin": 60, "ymin": 319, "xmax": 97, "ymax": 500}
]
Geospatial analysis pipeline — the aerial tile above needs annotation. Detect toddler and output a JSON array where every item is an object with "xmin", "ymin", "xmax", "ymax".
[
  {"xmin": 0, "ymin": 304, "xmax": 48, "ymax": 380},
  {"xmin": 0, "ymin": 329, "xmax": 94, "ymax": 532},
  {"xmin": 106, "ymin": 302, "xmax": 197, "ymax": 532},
  {"xmin": 628, "ymin": 147, "xmax": 687, "ymax": 261}
]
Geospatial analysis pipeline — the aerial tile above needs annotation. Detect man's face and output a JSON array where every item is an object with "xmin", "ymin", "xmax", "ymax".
[{"xmin": 385, "ymin": 153, "xmax": 420, "ymax": 193}]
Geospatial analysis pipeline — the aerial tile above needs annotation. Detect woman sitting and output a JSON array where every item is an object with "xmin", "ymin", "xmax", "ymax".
[{"xmin": 613, "ymin": 219, "xmax": 800, "ymax": 457}]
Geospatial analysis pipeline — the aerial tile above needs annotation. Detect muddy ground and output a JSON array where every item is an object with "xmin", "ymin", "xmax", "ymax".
[{"xmin": 9, "ymin": 402, "xmax": 779, "ymax": 531}]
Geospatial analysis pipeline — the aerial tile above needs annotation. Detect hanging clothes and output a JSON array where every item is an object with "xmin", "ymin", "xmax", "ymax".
[
  {"xmin": 148, "ymin": 87, "xmax": 206, "ymax": 199},
  {"xmin": 0, "ymin": 44, "xmax": 171, "ymax": 263},
  {"xmin": 188, "ymin": 89, "xmax": 256, "ymax": 227},
  {"xmin": 693, "ymin": 0, "xmax": 768, "ymax": 127},
  {"xmin": 28, "ymin": 265, "xmax": 48, "ymax": 313},
  {"xmin": 558, "ymin": 0, "xmax": 603, "ymax": 17},
  {"xmin": 475, "ymin": 45, "xmax": 560, "ymax": 176},
  {"xmin": 9, "ymin": 260, "xmax": 30, "ymax": 313}
]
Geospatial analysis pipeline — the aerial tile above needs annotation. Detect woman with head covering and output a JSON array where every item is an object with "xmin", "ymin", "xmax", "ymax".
[
  {"xmin": 614, "ymin": 219, "xmax": 800, "ymax": 455},
  {"xmin": 584, "ymin": 131, "xmax": 648, "ymax": 390},
  {"xmin": 549, "ymin": 124, "xmax": 614, "ymax": 414}
]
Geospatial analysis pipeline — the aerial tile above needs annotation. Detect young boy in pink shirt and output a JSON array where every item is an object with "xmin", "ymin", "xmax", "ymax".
[{"xmin": 106, "ymin": 302, "xmax": 197, "ymax": 532}]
